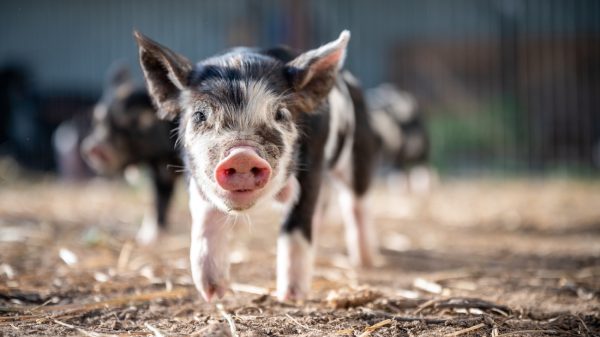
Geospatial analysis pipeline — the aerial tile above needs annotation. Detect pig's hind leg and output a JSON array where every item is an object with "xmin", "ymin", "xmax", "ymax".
[
  {"xmin": 336, "ymin": 182, "xmax": 380, "ymax": 267},
  {"xmin": 277, "ymin": 171, "xmax": 322, "ymax": 301},
  {"xmin": 338, "ymin": 87, "xmax": 382, "ymax": 268}
]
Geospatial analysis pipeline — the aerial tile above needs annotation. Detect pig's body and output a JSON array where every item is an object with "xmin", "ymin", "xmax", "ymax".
[
  {"xmin": 81, "ymin": 67, "xmax": 181, "ymax": 243},
  {"xmin": 366, "ymin": 84, "xmax": 433, "ymax": 193},
  {"xmin": 135, "ymin": 31, "xmax": 380, "ymax": 301}
]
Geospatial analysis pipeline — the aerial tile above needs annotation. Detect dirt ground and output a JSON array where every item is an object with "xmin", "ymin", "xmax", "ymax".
[{"xmin": 0, "ymin": 176, "xmax": 598, "ymax": 336}]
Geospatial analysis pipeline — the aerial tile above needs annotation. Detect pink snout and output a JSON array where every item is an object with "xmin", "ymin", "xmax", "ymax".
[{"xmin": 215, "ymin": 147, "xmax": 271, "ymax": 192}]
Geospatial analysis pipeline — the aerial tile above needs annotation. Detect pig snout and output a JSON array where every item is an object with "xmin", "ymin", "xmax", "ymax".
[
  {"xmin": 82, "ymin": 142, "xmax": 110, "ymax": 165},
  {"xmin": 215, "ymin": 146, "xmax": 271, "ymax": 192}
]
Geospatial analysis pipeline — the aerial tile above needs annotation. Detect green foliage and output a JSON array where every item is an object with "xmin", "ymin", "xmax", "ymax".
[{"xmin": 427, "ymin": 100, "xmax": 520, "ymax": 173}]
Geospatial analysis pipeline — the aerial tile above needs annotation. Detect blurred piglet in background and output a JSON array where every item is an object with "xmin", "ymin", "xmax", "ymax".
[
  {"xmin": 366, "ymin": 84, "xmax": 435, "ymax": 194},
  {"xmin": 80, "ymin": 65, "xmax": 182, "ymax": 244}
]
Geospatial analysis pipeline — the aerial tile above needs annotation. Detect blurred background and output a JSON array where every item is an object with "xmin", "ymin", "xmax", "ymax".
[{"xmin": 1, "ymin": 0, "xmax": 599, "ymax": 178}]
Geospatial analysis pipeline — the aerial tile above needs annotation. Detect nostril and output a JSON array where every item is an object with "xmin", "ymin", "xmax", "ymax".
[{"xmin": 215, "ymin": 148, "xmax": 272, "ymax": 192}]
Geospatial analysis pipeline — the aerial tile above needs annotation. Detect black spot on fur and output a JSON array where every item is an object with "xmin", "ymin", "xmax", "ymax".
[
  {"xmin": 123, "ymin": 91, "xmax": 153, "ymax": 111},
  {"xmin": 328, "ymin": 131, "xmax": 347, "ymax": 169},
  {"xmin": 195, "ymin": 65, "xmax": 242, "ymax": 83},
  {"xmin": 347, "ymin": 79, "xmax": 381, "ymax": 196},
  {"xmin": 257, "ymin": 126, "xmax": 284, "ymax": 157}
]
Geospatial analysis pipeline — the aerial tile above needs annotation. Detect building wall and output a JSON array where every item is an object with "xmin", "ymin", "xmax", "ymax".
[{"xmin": 1, "ymin": 0, "xmax": 599, "ymax": 172}]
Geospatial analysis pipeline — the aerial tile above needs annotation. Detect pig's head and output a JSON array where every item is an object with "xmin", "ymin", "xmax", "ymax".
[
  {"xmin": 134, "ymin": 31, "xmax": 349, "ymax": 212},
  {"xmin": 81, "ymin": 65, "xmax": 169, "ymax": 175}
]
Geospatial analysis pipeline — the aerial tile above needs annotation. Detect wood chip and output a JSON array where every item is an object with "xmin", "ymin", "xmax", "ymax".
[
  {"xmin": 326, "ymin": 287, "xmax": 382, "ymax": 309},
  {"xmin": 0, "ymin": 263, "xmax": 15, "ymax": 279},
  {"xmin": 59, "ymin": 248, "xmax": 78, "ymax": 266},
  {"xmin": 413, "ymin": 278, "xmax": 442, "ymax": 294}
]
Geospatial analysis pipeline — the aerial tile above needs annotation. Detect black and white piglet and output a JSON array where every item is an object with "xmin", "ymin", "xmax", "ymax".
[
  {"xmin": 134, "ymin": 30, "xmax": 380, "ymax": 301},
  {"xmin": 81, "ymin": 66, "xmax": 181, "ymax": 244},
  {"xmin": 366, "ymin": 84, "xmax": 433, "ymax": 193}
]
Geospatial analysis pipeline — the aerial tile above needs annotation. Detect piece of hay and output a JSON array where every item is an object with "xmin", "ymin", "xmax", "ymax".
[
  {"xmin": 285, "ymin": 314, "xmax": 316, "ymax": 332},
  {"xmin": 335, "ymin": 328, "xmax": 354, "ymax": 335},
  {"xmin": 145, "ymin": 322, "xmax": 166, "ymax": 337},
  {"xmin": 53, "ymin": 319, "xmax": 117, "ymax": 337},
  {"xmin": 358, "ymin": 319, "xmax": 392, "ymax": 337},
  {"xmin": 444, "ymin": 323, "xmax": 486, "ymax": 337},
  {"xmin": 216, "ymin": 303, "xmax": 238, "ymax": 337}
]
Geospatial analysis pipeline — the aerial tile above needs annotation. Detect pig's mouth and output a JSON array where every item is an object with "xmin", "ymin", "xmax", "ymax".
[{"xmin": 220, "ymin": 188, "xmax": 265, "ymax": 211}]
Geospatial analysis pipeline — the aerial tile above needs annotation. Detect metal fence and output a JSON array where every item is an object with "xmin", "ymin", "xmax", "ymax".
[{"xmin": 1, "ymin": 0, "xmax": 599, "ymax": 175}]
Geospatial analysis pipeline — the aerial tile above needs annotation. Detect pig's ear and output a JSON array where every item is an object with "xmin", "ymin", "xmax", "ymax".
[
  {"xmin": 107, "ymin": 62, "xmax": 132, "ymax": 87},
  {"xmin": 105, "ymin": 62, "xmax": 133, "ymax": 93},
  {"xmin": 133, "ymin": 31, "xmax": 192, "ymax": 120},
  {"xmin": 285, "ymin": 30, "xmax": 350, "ymax": 112}
]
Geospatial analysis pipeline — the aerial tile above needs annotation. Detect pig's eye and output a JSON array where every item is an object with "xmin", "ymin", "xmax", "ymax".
[
  {"xmin": 275, "ymin": 108, "xmax": 288, "ymax": 122},
  {"xmin": 192, "ymin": 109, "xmax": 207, "ymax": 124}
]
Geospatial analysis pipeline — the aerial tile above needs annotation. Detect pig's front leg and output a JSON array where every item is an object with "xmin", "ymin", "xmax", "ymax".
[
  {"xmin": 136, "ymin": 162, "xmax": 177, "ymax": 245},
  {"xmin": 189, "ymin": 180, "xmax": 231, "ymax": 302},
  {"xmin": 277, "ymin": 171, "xmax": 321, "ymax": 301}
]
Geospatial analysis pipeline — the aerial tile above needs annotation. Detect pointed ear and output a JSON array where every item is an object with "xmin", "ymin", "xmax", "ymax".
[
  {"xmin": 133, "ymin": 30, "xmax": 192, "ymax": 120},
  {"xmin": 104, "ymin": 63, "xmax": 135, "ymax": 101},
  {"xmin": 285, "ymin": 30, "xmax": 350, "ymax": 112},
  {"xmin": 106, "ymin": 62, "xmax": 132, "ymax": 90}
]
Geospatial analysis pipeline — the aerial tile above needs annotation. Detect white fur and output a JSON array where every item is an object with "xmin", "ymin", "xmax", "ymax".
[
  {"xmin": 241, "ymin": 79, "xmax": 281, "ymax": 127},
  {"xmin": 326, "ymin": 78, "xmax": 355, "ymax": 184},
  {"xmin": 387, "ymin": 90, "xmax": 416, "ymax": 122},
  {"xmin": 189, "ymin": 180, "xmax": 232, "ymax": 302},
  {"xmin": 342, "ymin": 70, "xmax": 360, "ymax": 87},
  {"xmin": 185, "ymin": 130, "xmax": 231, "ymax": 212},
  {"xmin": 93, "ymin": 103, "xmax": 108, "ymax": 121},
  {"xmin": 276, "ymin": 230, "xmax": 314, "ymax": 301},
  {"xmin": 370, "ymin": 108, "xmax": 404, "ymax": 152},
  {"xmin": 369, "ymin": 84, "xmax": 417, "ymax": 122}
]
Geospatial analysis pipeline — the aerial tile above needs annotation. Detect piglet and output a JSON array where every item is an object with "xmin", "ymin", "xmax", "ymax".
[
  {"xmin": 134, "ymin": 30, "xmax": 380, "ymax": 301},
  {"xmin": 81, "ymin": 65, "xmax": 182, "ymax": 244},
  {"xmin": 366, "ymin": 84, "xmax": 433, "ymax": 193}
]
